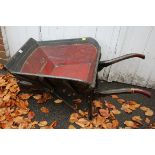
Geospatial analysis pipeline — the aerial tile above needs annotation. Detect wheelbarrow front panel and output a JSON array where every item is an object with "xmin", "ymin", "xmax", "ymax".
[{"xmin": 6, "ymin": 38, "xmax": 101, "ymax": 88}]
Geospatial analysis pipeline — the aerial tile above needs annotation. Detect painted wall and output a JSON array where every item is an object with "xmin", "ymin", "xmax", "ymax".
[{"xmin": 2, "ymin": 26, "xmax": 155, "ymax": 88}]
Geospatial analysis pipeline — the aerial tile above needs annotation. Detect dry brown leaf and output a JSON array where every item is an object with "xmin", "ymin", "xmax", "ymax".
[
  {"xmin": 3, "ymin": 93, "xmax": 11, "ymax": 102},
  {"xmin": 132, "ymin": 116, "xmax": 142, "ymax": 121},
  {"xmin": 111, "ymin": 95, "xmax": 119, "ymax": 99},
  {"xmin": 140, "ymin": 106, "xmax": 149, "ymax": 111},
  {"xmin": 40, "ymin": 121, "xmax": 57, "ymax": 129},
  {"xmin": 105, "ymin": 101, "xmax": 116, "ymax": 109},
  {"xmin": 13, "ymin": 116, "xmax": 24, "ymax": 124},
  {"xmin": 0, "ymin": 64, "xmax": 4, "ymax": 70},
  {"xmin": 75, "ymin": 118, "xmax": 90, "ymax": 128},
  {"xmin": 42, "ymin": 92, "xmax": 52, "ymax": 100},
  {"xmin": 69, "ymin": 113, "xmax": 79, "ymax": 123},
  {"xmin": 111, "ymin": 109, "xmax": 121, "ymax": 115},
  {"xmin": 38, "ymin": 121, "xmax": 48, "ymax": 127},
  {"xmin": 68, "ymin": 125, "xmax": 76, "ymax": 129},
  {"xmin": 106, "ymin": 122, "xmax": 113, "ymax": 129},
  {"xmin": 17, "ymin": 100, "xmax": 29, "ymax": 109},
  {"xmin": 9, "ymin": 84, "xmax": 19, "ymax": 93},
  {"xmin": 99, "ymin": 108, "xmax": 110, "ymax": 118},
  {"xmin": 132, "ymin": 116, "xmax": 142, "ymax": 125},
  {"xmin": 49, "ymin": 121, "xmax": 58, "ymax": 128},
  {"xmin": 140, "ymin": 106, "xmax": 154, "ymax": 116},
  {"xmin": 109, "ymin": 111, "xmax": 116, "ymax": 119},
  {"xmin": 0, "ymin": 115, "xmax": 6, "ymax": 121},
  {"xmin": 92, "ymin": 114, "xmax": 105, "ymax": 128},
  {"xmin": 33, "ymin": 94, "xmax": 42, "ymax": 100},
  {"xmin": 28, "ymin": 111, "xmax": 35, "ymax": 120},
  {"xmin": 121, "ymin": 104, "xmax": 132, "ymax": 113},
  {"xmin": 145, "ymin": 118, "xmax": 150, "ymax": 124},
  {"xmin": 79, "ymin": 110, "xmax": 88, "ymax": 117},
  {"xmin": 112, "ymin": 120, "xmax": 119, "ymax": 128},
  {"xmin": 40, "ymin": 107, "xmax": 49, "ymax": 113},
  {"xmin": 93, "ymin": 100, "xmax": 102, "ymax": 108},
  {"xmin": 117, "ymin": 99, "xmax": 126, "ymax": 104},
  {"xmin": 128, "ymin": 101, "xmax": 140, "ymax": 110},
  {"xmin": 19, "ymin": 93, "xmax": 32, "ymax": 100},
  {"xmin": 54, "ymin": 99, "xmax": 63, "ymax": 104},
  {"xmin": 145, "ymin": 109, "xmax": 154, "ymax": 116},
  {"xmin": 0, "ymin": 79, "xmax": 7, "ymax": 87},
  {"xmin": 33, "ymin": 92, "xmax": 52, "ymax": 104},
  {"xmin": 124, "ymin": 120, "xmax": 137, "ymax": 128}
]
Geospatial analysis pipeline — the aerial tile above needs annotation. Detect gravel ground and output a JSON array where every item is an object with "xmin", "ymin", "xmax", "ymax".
[{"xmin": 28, "ymin": 80, "xmax": 155, "ymax": 129}]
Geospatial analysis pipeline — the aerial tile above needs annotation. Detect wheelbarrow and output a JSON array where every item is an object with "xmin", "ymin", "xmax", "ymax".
[{"xmin": 4, "ymin": 37, "xmax": 151, "ymax": 119}]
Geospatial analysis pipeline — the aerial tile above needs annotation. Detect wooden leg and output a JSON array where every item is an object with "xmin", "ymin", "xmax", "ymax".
[{"xmin": 88, "ymin": 96, "xmax": 93, "ymax": 120}]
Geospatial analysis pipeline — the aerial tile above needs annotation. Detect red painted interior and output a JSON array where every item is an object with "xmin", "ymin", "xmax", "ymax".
[{"xmin": 21, "ymin": 43, "xmax": 98, "ymax": 83}]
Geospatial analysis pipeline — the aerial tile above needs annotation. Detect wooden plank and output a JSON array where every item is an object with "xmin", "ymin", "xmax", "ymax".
[
  {"xmin": 108, "ymin": 26, "xmax": 152, "ymax": 87},
  {"xmin": 4, "ymin": 26, "xmax": 40, "ymax": 56},
  {"xmin": 144, "ymin": 27, "xmax": 155, "ymax": 88},
  {"xmin": 131, "ymin": 27, "xmax": 154, "ymax": 87},
  {"xmin": 96, "ymin": 26, "xmax": 121, "ymax": 80},
  {"xmin": 41, "ymin": 26, "xmax": 64, "ymax": 40}
]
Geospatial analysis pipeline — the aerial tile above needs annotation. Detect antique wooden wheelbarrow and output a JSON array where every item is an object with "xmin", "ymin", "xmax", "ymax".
[{"xmin": 5, "ymin": 38, "xmax": 151, "ymax": 119}]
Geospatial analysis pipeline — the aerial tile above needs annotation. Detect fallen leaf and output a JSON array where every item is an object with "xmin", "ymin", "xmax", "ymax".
[
  {"xmin": 0, "ymin": 64, "xmax": 4, "ymax": 70},
  {"xmin": 128, "ymin": 101, "xmax": 140, "ymax": 110},
  {"xmin": 145, "ymin": 109, "xmax": 154, "ymax": 116},
  {"xmin": 117, "ymin": 99, "xmax": 125, "ymax": 104},
  {"xmin": 111, "ymin": 95, "xmax": 119, "ymax": 99},
  {"xmin": 3, "ymin": 94, "xmax": 11, "ymax": 102},
  {"xmin": 145, "ymin": 118, "xmax": 150, "ymax": 124},
  {"xmin": 19, "ymin": 93, "xmax": 32, "ymax": 100},
  {"xmin": 69, "ymin": 113, "xmax": 79, "ymax": 123},
  {"xmin": 40, "ymin": 107, "xmax": 49, "ymax": 113},
  {"xmin": 49, "ymin": 121, "xmax": 57, "ymax": 128},
  {"xmin": 13, "ymin": 116, "xmax": 24, "ymax": 124},
  {"xmin": 79, "ymin": 110, "xmax": 88, "ymax": 117},
  {"xmin": 43, "ymin": 92, "xmax": 52, "ymax": 99},
  {"xmin": 132, "ymin": 116, "xmax": 142, "ymax": 121},
  {"xmin": 92, "ymin": 114, "xmax": 105, "ymax": 128},
  {"xmin": 112, "ymin": 120, "xmax": 119, "ymax": 128},
  {"xmin": 9, "ymin": 84, "xmax": 19, "ymax": 93},
  {"xmin": 75, "ymin": 118, "xmax": 90, "ymax": 128},
  {"xmin": 140, "ymin": 106, "xmax": 154, "ymax": 116},
  {"xmin": 111, "ymin": 109, "xmax": 121, "ymax": 115},
  {"xmin": 106, "ymin": 122, "xmax": 113, "ymax": 129},
  {"xmin": 124, "ymin": 121, "xmax": 137, "ymax": 128},
  {"xmin": 93, "ymin": 100, "xmax": 102, "ymax": 108},
  {"xmin": 28, "ymin": 111, "xmax": 35, "ymax": 119},
  {"xmin": 105, "ymin": 101, "xmax": 116, "ymax": 109},
  {"xmin": 132, "ymin": 116, "xmax": 142, "ymax": 125},
  {"xmin": 40, "ymin": 121, "xmax": 57, "ymax": 129},
  {"xmin": 68, "ymin": 125, "xmax": 76, "ymax": 129},
  {"xmin": 99, "ymin": 108, "xmax": 110, "ymax": 118},
  {"xmin": 33, "ymin": 94, "xmax": 42, "ymax": 100},
  {"xmin": 121, "ymin": 104, "xmax": 132, "ymax": 113},
  {"xmin": 16, "ymin": 100, "xmax": 29, "ymax": 109},
  {"xmin": 38, "ymin": 121, "xmax": 48, "ymax": 127},
  {"xmin": 54, "ymin": 99, "xmax": 63, "ymax": 104},
  {"xmin": 140, "ymin": 106, "xmax": 149, "ymax": 112}
]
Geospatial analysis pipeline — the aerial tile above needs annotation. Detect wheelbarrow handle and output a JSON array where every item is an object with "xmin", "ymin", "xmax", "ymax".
[
  {"xmin": 98, "ymin": 53, "xmax": 145, "ymax": 71},
  {"xmin": 94, "ymin": 88, "xmax": 151, "ymax": 98}
]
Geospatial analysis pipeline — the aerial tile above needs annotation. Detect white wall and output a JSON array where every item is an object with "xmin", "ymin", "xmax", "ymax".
[{"xmin": 2, "ymin": 26, "xmax": 155, "ymax": 89}]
